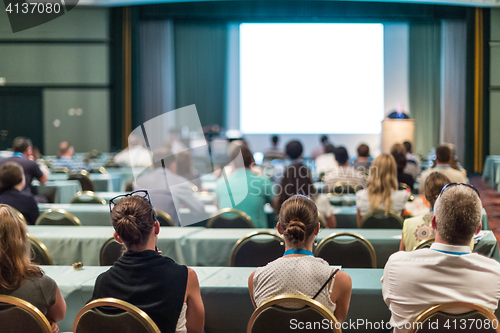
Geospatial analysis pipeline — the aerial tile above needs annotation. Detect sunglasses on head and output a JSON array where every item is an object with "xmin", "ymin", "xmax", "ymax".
[
  {"xmin": 109, "ymin": 190, "xmax": 157, "ymax": 220},
  {"xmin": 439, "ymin": 183, "xmax": 480, "ymax": 198}
]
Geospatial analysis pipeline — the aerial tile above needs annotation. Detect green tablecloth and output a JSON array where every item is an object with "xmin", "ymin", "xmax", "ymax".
[
  {"xmin": 94, "ymin": 191, "xmax": 217, "ymax": 205},
  {"xmin": 49, "ymin": 174, "xmax": 122, "ymax": 193},
  {"xmin": 483, "ymin": 155, "xmax": 500, "ymax": 188},
  {"xmin": 33, "ymin": 180, "xmax": 81, "ymax": 203},
  {"xmin": 27, "ymin": 226, "xmax": 500, "ymax": 268}
]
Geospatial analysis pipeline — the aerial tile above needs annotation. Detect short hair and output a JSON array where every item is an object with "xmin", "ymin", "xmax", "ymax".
[
  {"xmin": 279, "ymin": 195, "xmax": 318, "ymax": 247},
  {"xmin": 434, "ymin": 185, "xmax": 482, "ymax": 245},
  {"xmin": 334, "ymin": 147, "xmax": 348, "ymax": 165},
  {"xmin": 391, "ymin": 150, "xmax": 407, "ymax": 171},
  {"xmin": 403, "ymin": 141, "xmax": 412, "ymax": 154},
  {"xmin": 285, "ymin": 141, "xmax": 303, "ymax": 160},
  {"xmin": 424, "ymin": 172, "xmax": 450, "ymax": 209},
  {"xmin": 12, "ymin": 137, "xmax": 32, "ymax": 153},
  {"xmin": 58, "ymin": 141, "xmax": 71, "ymax": 157},
  {"xmin": 357, "ymin": 144, "xmax": 369, "ymax": 157},
  {"xmin": 320, "ymin": 135, "xmax": 328, "ymax": 144},
  {"xmin": 110, "ymin": 196, "xmax": 156, "ymax": 248},
  {"xmin": 271, "ymin": 135, "xmax": 279, "ymax": 145},
  {"xmin": 324, "ymin": 144, "xmax": 335, "ymax": 154},
  {"xmin": 0, "ymin": 162, "xmax": 23, "ymax": 192},
  {"xmin": 391, "ymin": 143, "xmax": 406, "ymax": 155},
  {"xmin": 436, "ymin": 145, "xmax": 452, "ymax": 164}
]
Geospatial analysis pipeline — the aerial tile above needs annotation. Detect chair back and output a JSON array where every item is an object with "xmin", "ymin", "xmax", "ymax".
[
  {"xmin": 247, "ymin": 294, "xmax": 341, "ymax": 333},
  {"xmin": 90, "ymin": 167, "xmax": 108, "ymax": 174},
  {"xmin": 68, "ymin": 170, "xmax": 95, "ymax": 192},
  {"xmin": 27, "ymin": 234, "xmax": 53, "ymax": 265},
  {"xmin": 399, "ymin": 182, "xmax": 415, "ymax": 201},
  {"xmin": 360, "ymin": 210, "xmax": 403, "ymax": 229},
  {"xmin": 99, "ymin": 237, "xmax": 126, "ymax": 266},
  {"xmin": 207, "ymin": 208, "xmax": 254, "ymax": 228},
  {"xmin": 8, "ymin": 206, "xmax": 27, "ymax": 224},
  {"xmin": 51, "ymin": 167, "xmax": 69, "ymax": 174},
  {"xmin": 154, "ymin": 209, "xmax": 174, "ymax": 227},
  {"xmin": 73, "ymin": 298, "xmax": 161, "ymax": 333},
  {"xmin": 35, "ymin": 209, "xmax": 82, "ymax": 226},
  {"xmin": 314, "ymin": 232, "xmax": 376, "ymax": 268},
  {"xmin": 230, "ymin": 231, "xmax": 284, "ymax": 267},
  {"xmin": 0, "ymin": 295, "xmax": 52, "ymax": 333},
  {"xmin": 409, "ymin": 302, "xmax": 500, "ymax": 333},
  {"xmin": 330, "ymin": 182, "xmax": 357, "ymax": 195},
  {"xmin": 413, "ymin": 237, "xmax": 435, "ymax": 251},
  {"xmin": 70, "ymin": 191, "xmax": 106, "ymax": 204}
]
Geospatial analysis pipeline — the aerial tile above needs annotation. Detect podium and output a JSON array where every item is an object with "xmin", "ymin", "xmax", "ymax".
[{"xmin": 381, "ymin": 119, "xmax": 415, "ymax": 153}]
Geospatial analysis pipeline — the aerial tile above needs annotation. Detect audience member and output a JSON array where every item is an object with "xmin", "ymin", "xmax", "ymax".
[
  {"xmin": 176, "ymin": 150, "xmax": 202, "ymax": 189},
  {"xmin": 446, "ymin": 143, "xmax": 467, "ymax": 177},
  {"xmin": 352, "ymin": 144, "xmax": 371, "ymax": 171},
  {"xmin": 285, "ymin": 140, "xmax": 303, "ymax": 161},
  {"xmin": 323, "ymin": 147, "xmax": 367, "ymax": 192},
  {"xmin": 264, "ymin": 135, "xmax": 285, "ymax": 160},
  {"xmin": 90, "ymin": 193, "xmax": 204, "ymax": 333},
  {"xmin": 419, "ymin": 145, "xmax": 465, "ymax": 194},
  {"xmin": 382, "ymin": 184, "xmax": 500, "ymax": 332},
  {"xmin": 387, "ymin": 102, "xmax": 410, "ymax": 119},
  {"xmin": 0, "ymin": 137, "xmax": 47, "ymax": 194},
  {"xmin": 51, "ymin": 141, "xmax": 89, "ymax": 172},
  {"xmin": 391, "ymin": 149, "xmax": 414, "ymax": 190},
  {"xmin": 311, "ymin": 135, "xmax": 330, "ymax": 160},
  {"xmin": 355, "ymin": 154, "xmax": 410, "ymax": 226},
  {"xmin": 399, "ymin": 172, "xmax": 450, "ymax": 251},
  {"xmin": 315, "ymin": 144, "xmax": 338, "ymax": 176},
  {"xmin": 113, "ymin": 135, "xmax": 152, "ymax": 167},
  {"xmin": 403, "ymin": 141, "xmax": 420, "ymax": 179},
  {"xmin": 272, "ymin": 161, "xmax": 336, "ymax": 228},
  {"xmin": 215, "ymin": 146, "xmax": 274, "ymax": 228},
  {"xmin": 249, "ymin": 195, "xmax": 351, "ymax": 322},
  {"xmin": 0, "ymin": 162, "xmax": 39, "ymax": 225},
  {"xmin": 0, "ymin": 205, "xmax": 66, "ymax": 333}
]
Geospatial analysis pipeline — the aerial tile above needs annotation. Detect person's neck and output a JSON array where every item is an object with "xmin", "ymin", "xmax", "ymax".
[
  {"xmin": 127, "ymin": 239, "xmax": 156, "ymax": 252},
  {"xmin": 434, "ymin": 234, "xmax": 470, "ymax": 247},
  {"xmin": 14, "ymin": 183, "xmax": 24, "ymax": 191},
  {"xmin": 61, "ymin": 154, "xmax": 72, "ymax": 158},
  {"xmin": 436, "ymin": 162, "xmax": 450, "ymax": 167},
  {"xmin": 339, "ymin": 163, "xmax": 349, "ymax": 168},
  {"xmin": 284, "ymin": 242, "xmax": 314, "ymax": 255},
  {"xmin": 357, "ymin": 157, "xmax": 368, "ymax": 162}
]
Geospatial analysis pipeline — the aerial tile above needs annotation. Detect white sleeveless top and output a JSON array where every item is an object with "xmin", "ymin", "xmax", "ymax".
[{"xmin": 253, "ymin": 256, "xmax": 337, "ymax": 315}]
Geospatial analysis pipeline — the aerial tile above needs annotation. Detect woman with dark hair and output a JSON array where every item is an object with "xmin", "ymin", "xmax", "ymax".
[
  {"xmin": 90, "ymin": 192, "xmax": 205, "ymax": 333},
  {"xmin": 0, "ymin": 162, "xmax": 39, "ymax": 224},
  {"xmin": 0, "ymin": 204, "xmax": 66, "ymax": 333},
  {"xmin": 249, "ymin": 195, "xmax": 351, "ymax": 322}
]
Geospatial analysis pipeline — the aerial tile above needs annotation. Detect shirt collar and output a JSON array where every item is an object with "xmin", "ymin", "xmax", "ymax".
[{"xmin": 430, "ymin": 242, "xmax": 471, "ymax": 255}]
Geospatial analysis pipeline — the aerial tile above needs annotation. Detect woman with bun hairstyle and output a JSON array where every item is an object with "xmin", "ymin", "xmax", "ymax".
[
  {"xmin": 90, "ymin": 192, "xmax": 204, "ymax": 333},
  {"xmin": 248, "ymin": 195, "xmax": 352, "ymax": 322},
  {"xmin": 0, "ymin": 204, "xmax": 66, "ymax": 333}
]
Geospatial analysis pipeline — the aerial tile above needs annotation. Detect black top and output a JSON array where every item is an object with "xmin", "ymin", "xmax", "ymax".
[
  {"xmin": 397, "ymin": 171, "xmax": 414, "ymax": 191},
  {"xmin": 90, "ymin": 250, "xmax": 188, "ymax": 333},
  {"xmin": 387, "ymin": 111, "xmax": 410, "ymax": 119},
  {"xmin": 0, "ymin": 156, "xmax": 43, "ymax": 194},
  {"xmin": 0, "ymin": 189, "xmax": 40, "ymax": 225}
]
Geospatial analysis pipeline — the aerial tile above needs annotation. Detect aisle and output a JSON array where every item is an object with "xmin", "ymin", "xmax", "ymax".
[{"xmin": 470, "ymin": 176, "xmax": 500, "ymax": 241}]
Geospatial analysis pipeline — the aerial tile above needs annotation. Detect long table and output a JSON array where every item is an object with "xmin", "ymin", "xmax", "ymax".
[
  {"xmin": 48, "ymin": 173, "xmax": 122, "ymax": 193},
  {"xmin": 483, "ymin": 155, "xmax": 500, "ymax": 188},
  {"xmin": 33, "ymin": 180, "xmax": 81, "ymax": 203},
  {"xmin": 27, "ymin": 226, "xmax": 500, "ymax": 268}
]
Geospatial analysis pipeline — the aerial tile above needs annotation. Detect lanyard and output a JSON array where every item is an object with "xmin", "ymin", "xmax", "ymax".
[
  {"xmin": 13, "ymin": 152, "xmax": 23, "ymax": 158},
  {"xmin": 432, "ymin": 249, "xmax": 469, "ymax": 255},
  {"xmin": 283, "ymin": 249, "xmax": 314, "ymax": 256}
]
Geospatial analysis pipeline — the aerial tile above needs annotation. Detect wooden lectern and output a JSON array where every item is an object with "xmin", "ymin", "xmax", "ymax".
[{"xmin": 381, "ymin": 119, "xmax": 415, "ymax": 153}]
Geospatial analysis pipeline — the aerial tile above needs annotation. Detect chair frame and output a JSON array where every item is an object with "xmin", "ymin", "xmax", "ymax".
[
  {"xmin": 73, "ymin": 298, "xmax": 161, "ymax": 333},
  {"xmin": 247, "ymin": 294, "xmax": 341, "ymax": 333},
  {"xmin": 408, "ymin": 302, "xmax": 500, "ymax": 333},
  {"xmin": 27, "ymin": 234, "xmax": 54, "ymax": 265},
  {"xmin": 68, "ymin": 170, "xmax": 95, "ymax": 192},
  {"xmin": 153, "ymin": 209, "xmax": 174, "ymax": 226},
  {"xmin": 329, "ymin": 182, "xmax": 359, "ymax": 196},
  {"xmin": 207, "ymin": 208, "xmax": 255, "ymax": 228},
  {"xmin": 99, "ymin": 237, "xmax": 125, "ymax": 266},
  {"xmin": 314, "ymin": 232, "xmax": 377, "ymax": 268},
  {"xmin": 0, "ymin": 295, "xmax": 52, "ymax": 333},
  {"xmin": 230, "ymin": 231, "xmax": 283, "ymax": 267},
  {"xmin": 398, "ymin": 182, "xmax": 415, "ymax": 202},
  {"xmin": 360, "ymin": 210, "xmax": 404, "ymax": 229},
  {"xmin": 413, "ymin": 237, "xmax": 435, "ymax": 251},
  {"xmin": 35, "ymin": 209, "xmax": 82, "ymax": 226},
  {"xmin": 70, "ymin": 191, "xmax": 106, "ymax": 205}
]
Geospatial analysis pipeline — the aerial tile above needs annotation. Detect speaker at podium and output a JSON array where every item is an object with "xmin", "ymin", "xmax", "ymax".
[{"xmin": 381, "ymin": 119, "xmax": 415, "ymax": 154}]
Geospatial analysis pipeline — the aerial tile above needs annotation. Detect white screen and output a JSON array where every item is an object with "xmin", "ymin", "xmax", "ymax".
[{"xmin": 240, "ymin": 23, "xmax": 384, "ymax": 134}]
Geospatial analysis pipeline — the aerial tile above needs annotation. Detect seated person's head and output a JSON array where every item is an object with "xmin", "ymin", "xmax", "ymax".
[
  {"xmin": 334, "ymin": 147, "xmax": 349, "ymax": 166},
  {"xmin": 357, "ymin": 144, "xmax": 369, "ymax": 158},
  {"xmin": 424, "ymin": 172, "xmax": 451, "ymax": 209},
  {"xmin": 228, "ymin": 145, "xmax": 254, "ymax": 169},
  {"xmin": 368, "ymin": 153, "xmax": 398, "ymax": 191},
  {"xmin": 278, "ymin": 195, "xmax": 319, "ymax": 248},
  {"xmin": 12, "ymin": 137, "xmax": 32, "ymax": 154},
  {"xmin": 320, "ymin": 135, "xmax": 329, "ymax": 145},
  {"xmin": 390, "ymin": 143, "xmax": 406, "ymax": 155},
  {"xmin": 58, "ymin": 141, "xmax": 73, "ymax": 158},
  {"xmin": 110, "ymin": 194, "xmax": 159, "ymax": 250},
  {"xmin": 391, "ymin": 150, "xmax": 407, "ymax": 172},
  {"xmin": 271, "ymin": 135, "xmax": 279, "ymax": 146},
  {"xmin": 403, "ymin": 141, "xmax": 412, "ymax": 154},
  {"xmin": 435, "ymin": 145, "xmax": 452, "ymax": 164},
  {"xmin": 433, "ymin": 184, "xmax": 482, "ymax": 246},
  {"xmin": 285, "ymin": 141, "xmax": 303, "ymax": 160},
  {"xmin": 324, "ymin": 144, "xmax": 335, "ymax": 155},
  {"xmin": 0, "ymin": 162, "xmax": 24, "ymax": 193}
]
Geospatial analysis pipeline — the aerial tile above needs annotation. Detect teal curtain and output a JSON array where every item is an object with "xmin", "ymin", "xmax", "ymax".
[
  {"xmin": 174, "ymin": 22, "xmax": 227, "ymax": 128},
  {"xmin": 409, "ymin": 21, "xmax": 442, "ymax": 157}
]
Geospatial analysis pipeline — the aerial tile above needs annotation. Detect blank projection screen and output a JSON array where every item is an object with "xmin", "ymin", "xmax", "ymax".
[{"xmin": 239, "ymin": 23, "xmax": 384, "ymax": 134}]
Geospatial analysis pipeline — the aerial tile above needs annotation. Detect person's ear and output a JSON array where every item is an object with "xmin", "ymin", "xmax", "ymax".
[
  {"xmin": 277, "ymin": 221, "xmax": 283, "ymax": 235},
  {"xmin": 475, "ymin": 222, "xmax": 482, "ymax": 236},
  {"xmin": 113, "ymin": 232, "xmax": 123, "ymax": 244},
  {"xmin": 154, "ymin": 221, "xmax": 160, "ymax": 235},
  {"xmin": 314, "ymin": 222, "xmax": 320, "ymax": 235},
  {"xmin": 431, "ymin": 216, "xmax": 437, "ymax": 230}
]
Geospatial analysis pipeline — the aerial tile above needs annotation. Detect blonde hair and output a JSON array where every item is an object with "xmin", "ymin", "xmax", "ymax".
[
  {"xmin": 367, "ymin": 154, "xmax": 398, "ymax": 214},
  {"xmin": 0, "ymin": 205, "xmax": 42, "ymax": 290}
]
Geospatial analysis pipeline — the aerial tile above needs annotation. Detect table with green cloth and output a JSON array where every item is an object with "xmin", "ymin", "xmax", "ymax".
[
  {"xmin": 33, "ymin": 180, "xmax": 81, "ymax": 204},
  {"xmin": 42, "ymin": 265, "xmax": 391, "ymax": 333},
  {"xmin": 483, "ymin": 155, "xmax": 500, "ymax": 188},
  {"xmin": 49, "ymin": 173, "xmax": 122, "ymax": 193},
  {"xmin": 27, "ymin": 226, "xmax": 499, "ymax": 268},
  {"xmin": 94, "ymin": 191, "xmax": 217, "ymax": 205}
]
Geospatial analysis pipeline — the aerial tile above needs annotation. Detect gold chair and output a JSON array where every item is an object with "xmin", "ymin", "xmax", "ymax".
[
  {"xmin": 73, "ymin": 298, "xmax": 161, "ymax": 333},
  {"xmin": 154, "ymin": 209, "xmax": 174, "ymax": 227},
  {"xmin": 329, "ymin": 182, "xmax": 358, "ymax": 195},
  {"xmin": 409, "ymin": 302, "xmax": 500, "ymax": 333},
  {"xmin": 51, "ymin": 167, "xmax": 69, "ymax": 174},
  {"xmin": 90, "ymin": 167, "xmax": 108, "ymax": 174},
  {"xmin": 314, "ymin": 232, "xmax": 376, "ymax": 268},
  {"xmin": 70, "ymin": 191, "xmax": 106, "ymax": 205},
  {"xmin": 413, "ymin": 237, "xmax": 435, "ymax": 251},
  {"xmin": 99, "ymin": 237, "xmax": 125, "ymax": 266},
  {"xmin": 27, "ymin": 234, "xmax": 53, "ymax": 265},
  {"xmin": 68, "ymin": 170, "xmax": 95, "ymax": 192},
  {"xmin": 230, "ymin": 231, "xmax": 284, "ymax": 267},
  {"xmin": 360, "ymin": 210, "xmax": 403, "ymax": 229},
  {"xmin": 247, "ymin": 294, "xmax": 341, "ymax": 333},
  {"xmin": 207, "ymin": 208, "xmax": 254, "ymax": 228},
  {"xmin": 399, "ymin": 182, "xmax": 415, "ymax": 202},
  {"xmin": 0, "ymin": 295, "xmax": 52, "ymax": 333},
  {"xmin": 35, "ymin": 209, "xmax": 82, "ymax": 226}
]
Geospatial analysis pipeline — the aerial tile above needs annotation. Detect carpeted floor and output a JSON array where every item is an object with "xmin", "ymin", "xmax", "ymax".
[{"xmin": 469, "ymin": 176, "xmax": 500, "ymax": 241}]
